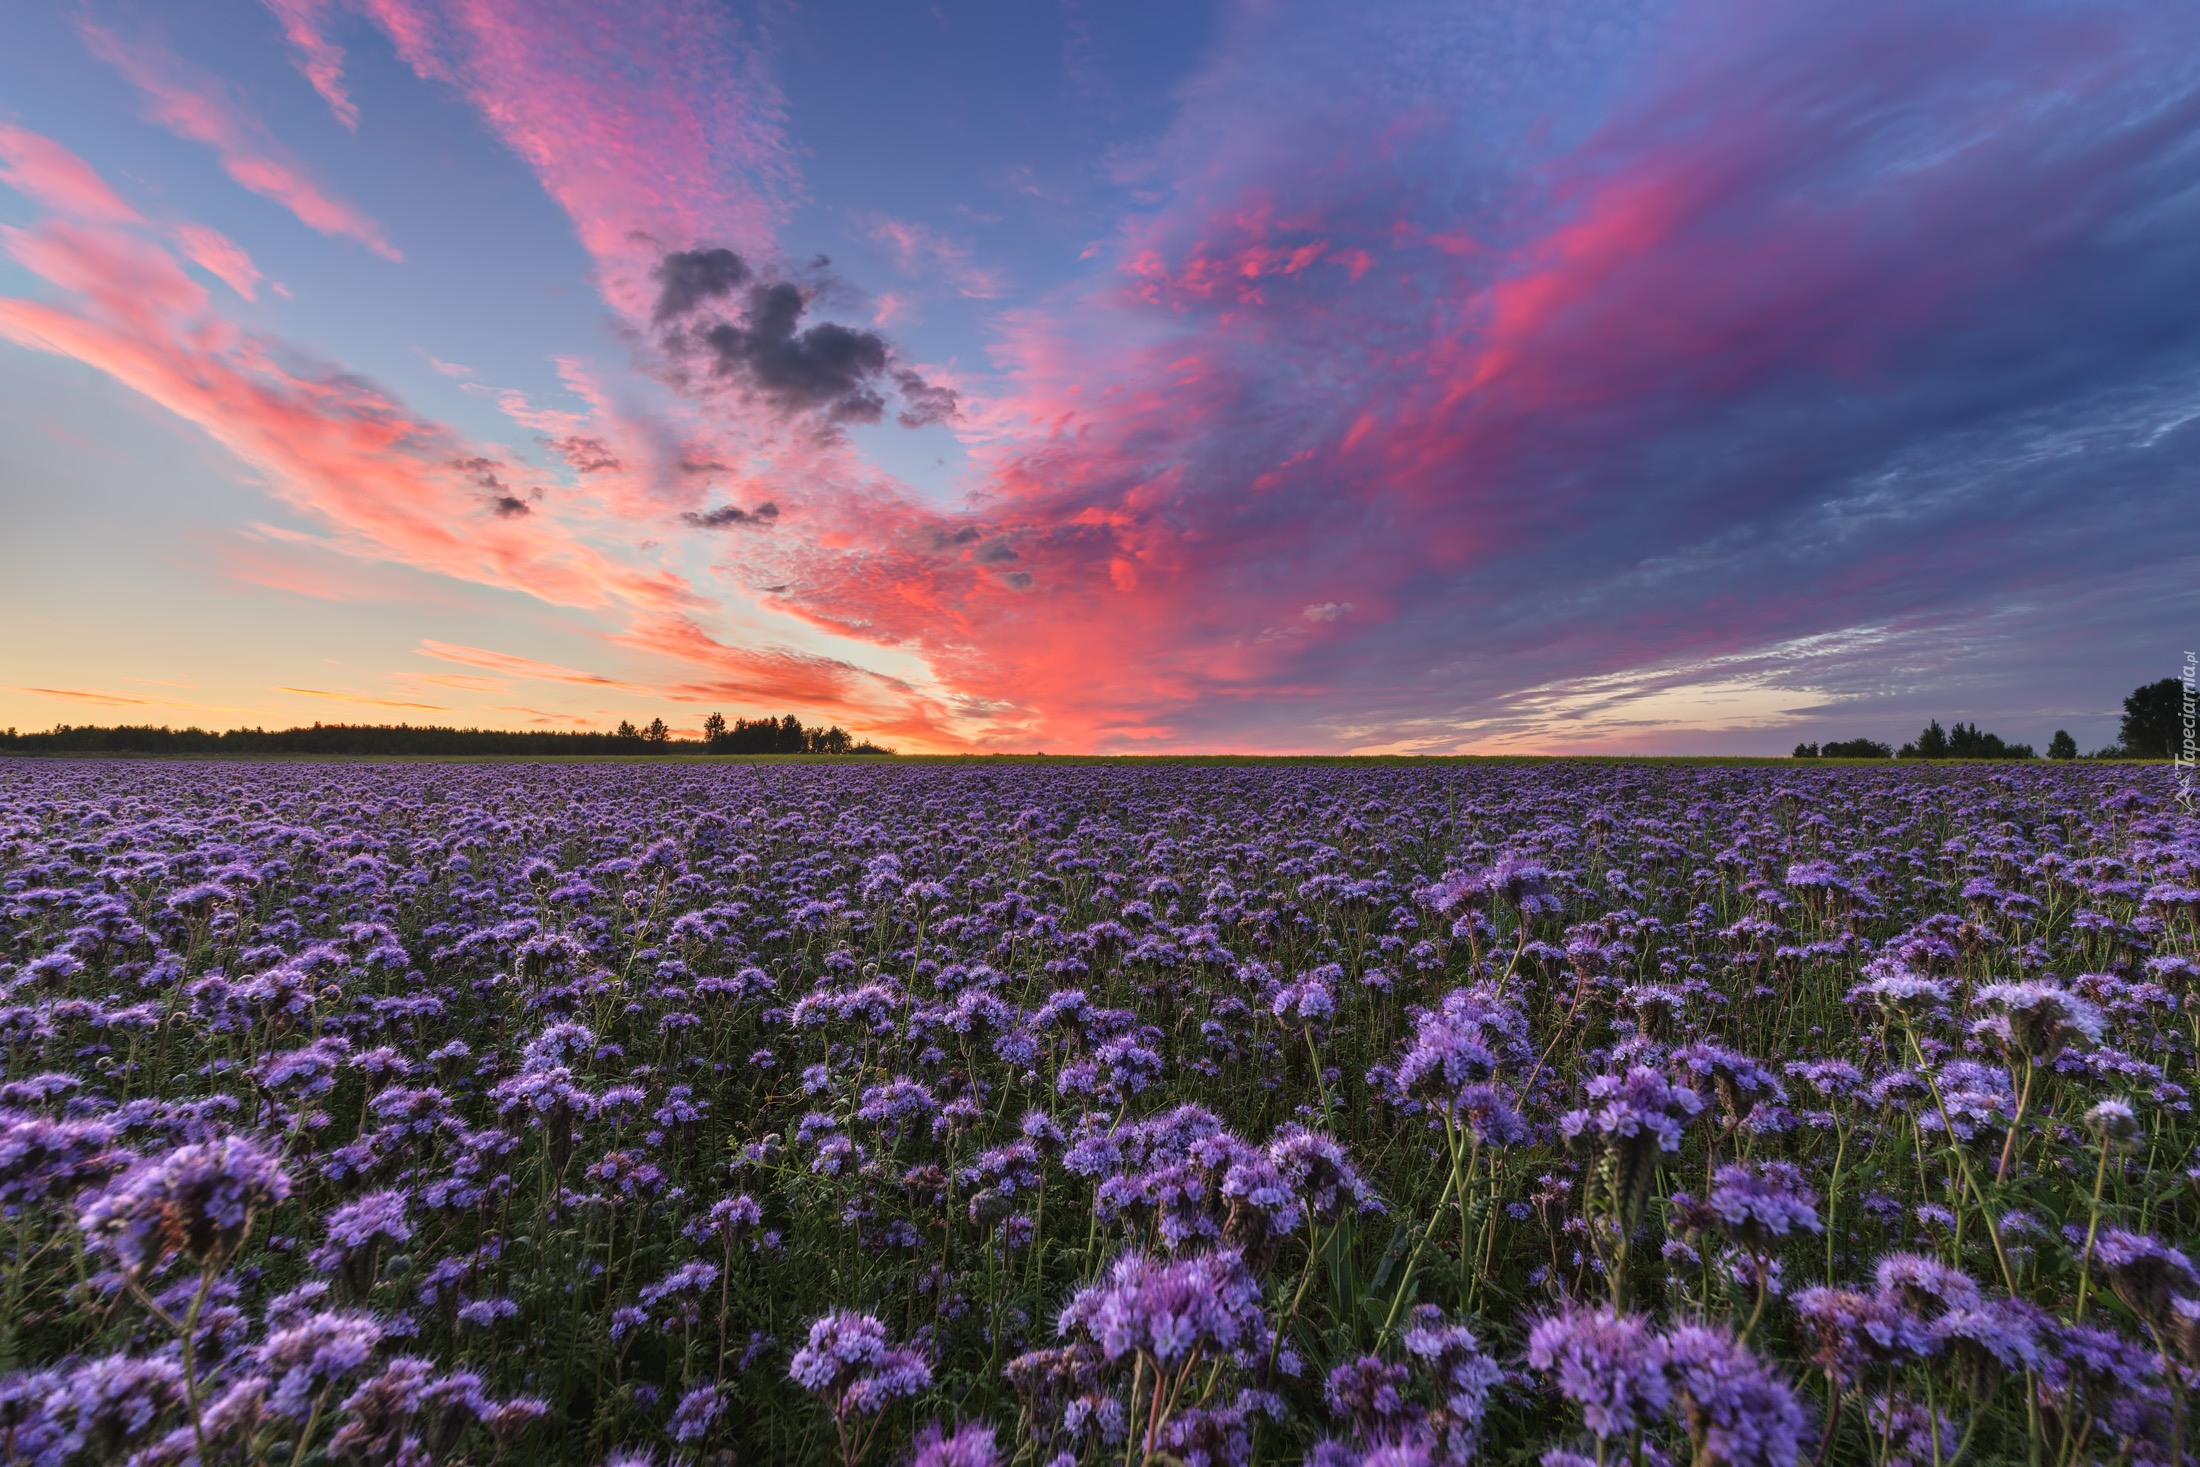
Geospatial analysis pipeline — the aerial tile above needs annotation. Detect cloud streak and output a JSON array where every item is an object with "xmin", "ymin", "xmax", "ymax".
[
  {"xmin": 355, "ymin": 0, "xmax": 790, "ymax": 317},
  {"xmin": 80, "ymin": 23, "xmax": 399, "ymax": 259}
]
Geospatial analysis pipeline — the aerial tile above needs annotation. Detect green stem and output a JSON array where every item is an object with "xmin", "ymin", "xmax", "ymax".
[{"xmin": 2073, "ymin": 1135, "xmax": 2113, "ymax": 1320}]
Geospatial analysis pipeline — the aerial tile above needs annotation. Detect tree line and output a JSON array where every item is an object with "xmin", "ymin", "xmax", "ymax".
[
  {"xmin": 1792, "ymin": 677, "xmax": 2187, "ymax": 761},
  {"xmin": 0, "ymin": 716, "xmax": 895, "ymax": 757}
]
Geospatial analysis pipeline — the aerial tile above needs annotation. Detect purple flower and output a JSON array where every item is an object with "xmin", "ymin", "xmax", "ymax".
[
  {"xmin": 1660, "ymin": 1324, "xmax": 1809, "ymax": 1467},
  {"xmin": 456, "ymin": 1297, "xmax": 519, "ymax": 1330},
  {"xmin": 1859, "ymin": 1392, "xmax": 1960, "ymax": 1467},
  {"xmin": 1971, "ymin": 980, "xmax": 2103, "ymax": 1060},
  {"xmin": 1267, "ymin": 1126, "xmax": 1379, "ymax": 1222},
  {"xmin": 1325, "ymin": 1356, "xmax": 1415, "ymax": 1437},
  {"xmin": 1932, "ymin": 1297, "xmax": 2048, "ymax": 1396},
  {"xmin": 907, "ymin": 1419, "xmax": 1001, "ymax": 1467},
  {"xmin": 50, "ymin": 1353, "xmax": 185, "ymax": 1460},
  {"xmin": 1790, "ymin": 1287, "xmax": 1932, "ymax": 1389},
  {"xmin": 0, "ymin": 1113, "xmax": 130, "ymax": 1208},
  {"xmin": 254, "ymin": 1309, "xmax": 384, "ymax": 1418},
  {"xmin": 1676, "ymin": 1162, "xmax": 1820, "ymax": 1250},
  {"xmin": 1400, "ymin": 1306, "xmax": 1501, "ymax": 1452},
  {"xmin": 694, "ymin": 1193, "xmax": 764, "ymax": 1247},
  {"xmin": 1388, "ymin": 988, "xmax": 1533, "ymax": 1111},
  {"xmin": 1872, "ymin": 1254, "xmax": 1980, "ymax": 1319},
  {"xmin": 321, "ymin": 1188, "xmax": 413, "ymax": 1252},
  {"xmin": 1560, "ymin": 1067, "xmax": 1702, "ymax": 1233},
  {"xmin": 1525, "ymin": 1305, "xmax": 1669, "ymax": 1439},
  {"xmin": 668, "ymin": 1383, "xmax": 723, "ymax": 1443},
  {"xmin": 638, "ymin": 1260, "xmax": 719, "ymax": 1329},
  {"xmin": 2092, "ymin": 1229, "xmax": 2200, "ymax": 1328},
  {"xmin": 1058, "ymin": 1249, "xmax": 1267, "ymax": 1366},
  {"xmin": 1669, "ymin": 1041, "xmax": 1785, "ymax": 1122},
  {"xmin": 78, "ymin": 1135, "xmax": 292, "ymax": 1276},
  {"xmin": 788, "ymin": 1311, "xmax": 932, "ymax": 1420},
  {"xmin": 256, "ymin": 1037, "xmax": 352, "ymax": 1097},
  {"xmin": 1848, "ymin": 969, "xmax": 1949, "ymax": 1014}
]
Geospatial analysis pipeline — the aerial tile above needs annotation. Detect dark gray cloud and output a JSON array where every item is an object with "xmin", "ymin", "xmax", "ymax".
[
  {"xmin": 652, "ymin": 249, "xmax": 960, "ymax": 431},
  {"xmin": 675, "ymin": 457, "xmax": 729, "ymax": 475},
  {"xmin": 542, "ymin": 435, "xmax": 621, "ymax": 473},
  {"xmin": 893, "ymin": 368, "xmax": 959, "ymax": 428},
  {"xmin": 698, "ymin": 282, "xmax": 890, "ymax": 423},
  {"xmin": 451, "ymin": 455, "xmax": 507, "ymax": 490},
  {"xmin": 651, "ymin": 248, "xmax": 752, "ymax": 324},
  {"xmin": 453, "ymin": 456, "xmax": 531, "ymax": 515},
  {"xmin": 682, "ymin": 500, "xmax": 781, "ymax": 529}
]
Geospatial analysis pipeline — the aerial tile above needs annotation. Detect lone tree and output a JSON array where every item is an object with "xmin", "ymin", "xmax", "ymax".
[
  {"xmin": 2048, "ymin": 730, "xmax": 2078, "ymax": 760},
  {"xmin": 2120, "ymin": 678, "xmax": 2183, "ymax": 758}
]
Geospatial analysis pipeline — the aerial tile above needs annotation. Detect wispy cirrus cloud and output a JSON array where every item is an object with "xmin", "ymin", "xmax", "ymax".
[
  {"xmin": 870, "ymin": 216, "xmax": 1005, "ymax": 300},
  {"xmin": 0, "ymin": 122, "xmax": 262, "ymax": 298},
  {"xmin": 79, "ymin": 21, "xmax": 399, "ymax": 259},
  {"xmin": 10, "ymin": 685, "xmax": 258, "ymax": 713},
  {"xmin": 413, "ymin": 639, "xmax": 660, "ymax": 694},
  {"xmin": 0, "ymin": 128, "xmax": 705, "ymax": 626},
  {"xmin": 278, "ymin": 686, "xmax": 446, "ymax": 709},
  {"xmin": 260, "ymin": 0, "xmax": 359, "ymax": 128},
  {"xmin": 348, "ymin": 0, "xmax": 789, "ymax": 315}
]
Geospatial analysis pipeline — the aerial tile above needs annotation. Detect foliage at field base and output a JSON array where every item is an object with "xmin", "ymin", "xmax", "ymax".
[
  {"xmin": 0, "ymin": 718, "xmax": 895, "ymax": 759},
  {"xmin": 0, "ymin": 758, "xmax": 2194, "ymax": 1467}
]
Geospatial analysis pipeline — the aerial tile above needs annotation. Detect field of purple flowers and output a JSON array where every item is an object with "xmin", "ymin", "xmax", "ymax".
[{"xmin": 0, "ymin": 758, "xmax": 2193, "ymax": 1467}]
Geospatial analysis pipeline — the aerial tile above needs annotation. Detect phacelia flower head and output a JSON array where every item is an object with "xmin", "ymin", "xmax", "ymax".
[
  {"xmin": 1660, "ymin": 1323, "xmax": 1810, "ymax": 1467},
  {"xmin": 1057, "ymin": 1248, "xmax": 1266, "ymax": 1366},
  {"xmin": 2082, "ymin": 1096, "xmax": 2145, "ymax": 1150},
  {"xmin": 1561, "ymin": 1067, "xmax": 1703, "ymax": 1234},
  {"xmin": 1526, "ymin": 1305, "xmax": 1669, "ymax": 1439},
  {"xmin": 78, "ymin": 1135, "xmax": 292, "ymax": 1277},
  {"xmin": 1971, "ymin": 980, "xmax": 2104, "ymax": 1062},
  {"xmin": 1676, "ymin": 1162, "xmax": 1821, "ymax": 1251},
  {"xmin": 1790, "ymin": 1287, "xmax": 1932, "ymax": 1389},
  {"xmin": 907, "ymin": 1418, "xmax": 1000, "ymax": 1467},
  {"xmin": 2092, "ymin": 1229, "xmax": 2200, "ymax": 1329},
  {"xmin": 788, "ymin": 1311, "xmax": 932, "ymax": 1421}
]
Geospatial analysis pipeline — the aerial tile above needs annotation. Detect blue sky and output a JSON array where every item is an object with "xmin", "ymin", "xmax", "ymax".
[{"xmin": 2, "ymin": 0, "xmax": 2193, "ymax": 751}]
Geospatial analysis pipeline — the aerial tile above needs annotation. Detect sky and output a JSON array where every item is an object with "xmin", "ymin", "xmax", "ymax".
[{"xmin": 1, "ymin": 0, "xmax": 2195, "ymax": 755}]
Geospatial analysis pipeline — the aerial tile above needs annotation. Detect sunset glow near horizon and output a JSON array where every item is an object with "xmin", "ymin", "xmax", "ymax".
[{"xmin": 3, "ymin": 0, "xmax": 2195, "ymax": 754}]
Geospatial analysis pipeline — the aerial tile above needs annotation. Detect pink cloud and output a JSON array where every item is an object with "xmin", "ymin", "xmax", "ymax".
[
  {"xmin": 170, "ymin": 223, "xmax": 262, "ymax": 299},
  {"xmin": 414, "ymin": 639, "xmax": 659, "ymax": 693},
  {"xmin": 80, "ymin": 23, "xmax": 400, "ymax": 259},
  {"xmin": 358, "ymin": 0, "xmax": 790, "ymax": 319},
  {"xmin": 870, "ymin": 216, "xmax": 1005, "ymax": 299},
  {"xmin": 0, "ymin": 135, "xmax": 700, "ymax": 628},
  {"xmin": 10, "ymin": 685, "xmax": 258, "ymax": 713},
  {"xmin": 0, "ymin": 123, "xmax": 142, "ymax": 223},
  {"xmin": 261, "ymin": 0, "xmax": 359, "ymax": 128},
  {"xmin": 279, "ymin": 686, "xmax": 447, "ymax": 709}
]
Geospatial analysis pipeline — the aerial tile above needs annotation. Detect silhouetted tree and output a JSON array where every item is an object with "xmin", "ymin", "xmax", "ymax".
[
  {"xmin": 645, "ymin": 717, "xmax": 670, "ymax": 745},
  {"xmin": 702, "ymin": 712, "xmax": 727, "ymax": 746},
  {"xmin": 1897, "ymin": 720, "xmax": 2032, "ymax": 759},
  {"xmin": 1820, "ymin": 738, "xmax": 1892, "ymax": 758},
  {"xmin": 1792, "ymin": 742, "xmax": 1819, "ymax": 759},
  {"xmin": 2121, "ymin": 677, "xmax": 2183, "ymax": 758},
  {"xmin": 2048, "ymin": 730, "xmax": 2078, "ymax": 760},
  {"xmin": 1899, "ymin": 721, "xmax": 1949, "ymax": 759}
]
